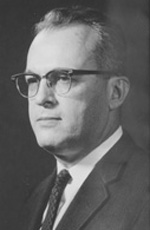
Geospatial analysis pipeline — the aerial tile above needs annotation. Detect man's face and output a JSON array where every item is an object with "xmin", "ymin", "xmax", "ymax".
[{"xmin": 27, "ymin": 25, "xmax": 110, "ymax": 163}]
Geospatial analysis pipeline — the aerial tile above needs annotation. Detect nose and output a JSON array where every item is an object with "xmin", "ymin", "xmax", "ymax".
[{"xmin": 34, "ymin": 79, "xmax": 57, "ymax": 106}]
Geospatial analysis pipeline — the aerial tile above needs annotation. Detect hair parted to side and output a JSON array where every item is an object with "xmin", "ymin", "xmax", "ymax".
[{"xmin": 35, "ymin": 5, "xmax": 127, "ymax": 75}]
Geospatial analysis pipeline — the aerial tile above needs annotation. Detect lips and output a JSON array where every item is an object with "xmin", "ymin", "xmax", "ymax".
[
  {"xmin": 37, "ymin": 117, "xmax": 61, "ymax": 121},
  {"xmin": 37, "ymin": 116, "xmax": 61, "ymax": 127}
]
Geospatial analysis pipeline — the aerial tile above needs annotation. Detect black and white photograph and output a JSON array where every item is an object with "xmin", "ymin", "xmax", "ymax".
[{"xmin": 0, "ymin": 0, "xmax": 149, "ymax": 230}]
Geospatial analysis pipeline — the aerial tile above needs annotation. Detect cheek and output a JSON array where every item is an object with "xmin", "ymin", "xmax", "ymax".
[
  {"xmin": 28, "ymin": 102, "xmax": 36, "ymax": 128},
  {"xmin": 60, "ymin": 89, "xmax": 103, "ymax": 136},
  {"xmin": 61, "ymin": 99, "xmax": 86, "ymax": 134}
]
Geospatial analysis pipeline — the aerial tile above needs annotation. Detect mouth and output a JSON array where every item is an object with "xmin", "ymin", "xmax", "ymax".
[
  {"xmin": 37, "ymin": 117, "xmax": 61, "ymax": 127},
  {"xmin": 37, "ymin": 117, "xmax": 61, "ymax": 121}
]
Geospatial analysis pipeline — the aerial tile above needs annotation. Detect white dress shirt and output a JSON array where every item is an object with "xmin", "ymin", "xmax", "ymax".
[{"xmin": 41, "ymin": 126, "xmax": 123, "ymax": 230}]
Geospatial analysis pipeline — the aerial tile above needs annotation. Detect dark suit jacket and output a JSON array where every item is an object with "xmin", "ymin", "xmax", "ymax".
[{"xmin": 19, "ymin": 132, "xmax": 150, "ymax": 230}]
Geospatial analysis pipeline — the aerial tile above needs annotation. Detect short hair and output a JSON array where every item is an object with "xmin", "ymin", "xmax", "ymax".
[{"xmin": 35, "ymin": 6, "xmax": 127, "ymax": 75}]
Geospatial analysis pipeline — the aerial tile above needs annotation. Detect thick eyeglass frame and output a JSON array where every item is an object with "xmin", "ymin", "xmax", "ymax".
[{"xmin": 11, "ymin": 68, "xmax": 118, "ymax": 98}]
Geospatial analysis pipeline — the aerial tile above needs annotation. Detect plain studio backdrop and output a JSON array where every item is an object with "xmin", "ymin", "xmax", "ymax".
[{"xmin": 0, "ymin": 0, "xmax": 149, "ymax": 230}]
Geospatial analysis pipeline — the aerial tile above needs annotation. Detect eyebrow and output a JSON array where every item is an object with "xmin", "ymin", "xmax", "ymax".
[{"xmin": 24, "ymin": 69, "xmax": 35, "ymax": 74}]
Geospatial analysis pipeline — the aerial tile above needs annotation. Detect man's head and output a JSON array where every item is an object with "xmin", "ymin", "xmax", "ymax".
[{"xmin": 14, "ymin": 6, "xmax": 130, "ymax": 164}]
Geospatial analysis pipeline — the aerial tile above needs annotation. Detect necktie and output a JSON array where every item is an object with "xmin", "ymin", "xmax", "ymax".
[{"xmin": 42, "ymin": 169, "xmax": 71, "ymax": 230}]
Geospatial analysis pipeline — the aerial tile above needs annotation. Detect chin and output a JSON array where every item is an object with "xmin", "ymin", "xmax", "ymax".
[
  {"xmin": 36, "ymin": 135, "xmax": 55, "ymax": 148},
  {"xmin": 34, "ymin": 129, "xmax": 63, "ymax": 150}
]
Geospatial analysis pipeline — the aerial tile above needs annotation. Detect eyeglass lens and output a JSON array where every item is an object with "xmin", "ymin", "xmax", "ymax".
[{"xmin": 17, "ymin": 70, "xmax": 71, "ymax": 98}]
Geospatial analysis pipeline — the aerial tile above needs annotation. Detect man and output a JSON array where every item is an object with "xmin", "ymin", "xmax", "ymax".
[{"xmin": 11, "ymin": 6, "xmax": 149, "ymax": 230}]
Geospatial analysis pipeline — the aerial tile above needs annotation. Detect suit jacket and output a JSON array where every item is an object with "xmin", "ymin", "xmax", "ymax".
[{"xmin": 19, "ymin": 132, "xmax": 150, "ymax": 230}]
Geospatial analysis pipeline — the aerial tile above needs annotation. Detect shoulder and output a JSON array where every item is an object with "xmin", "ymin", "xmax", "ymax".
[
  {"xmin": 115, "ymin": 131, "xmax": 149, "ymax": 202},
  {"xmin": 102, "ymin": 130, "xmax": 149, "ymax": 195},
  {"xmin": 122, "ymin": 131, "xmax": 149, "ymax": 176}
]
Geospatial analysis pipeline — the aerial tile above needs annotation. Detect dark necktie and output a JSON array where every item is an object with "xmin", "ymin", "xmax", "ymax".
[{"xmin": 42, "ymin": 169, "xmax": 71, "ymax": 230}]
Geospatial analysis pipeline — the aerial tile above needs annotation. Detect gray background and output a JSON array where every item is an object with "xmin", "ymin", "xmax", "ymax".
[{"xmin": 0, "ymin": 0, "xmax": 149, "ymax": 229}]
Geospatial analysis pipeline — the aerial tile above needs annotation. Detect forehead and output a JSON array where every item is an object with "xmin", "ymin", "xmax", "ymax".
[{"xmin": 27, "ymin": 25, "xmax": 99, "ymax": 72}]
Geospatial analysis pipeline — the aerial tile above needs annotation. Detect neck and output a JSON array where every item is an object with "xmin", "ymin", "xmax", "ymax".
[{"xmin": 50, "ymin": 124, "xmax": 121, "ymax": 168}]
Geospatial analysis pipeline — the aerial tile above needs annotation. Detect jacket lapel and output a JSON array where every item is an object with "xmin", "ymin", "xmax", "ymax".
[
  {"xmin": 56, "ymin": 134, "xmax": 130, "ymax": 230},
  {"xmin": 56, "ymin": 166, "xmax": 108, "ymax": 230},
  {"xmin": 28, "ymin": 169, "xmax": 56, "ymax": 230}
]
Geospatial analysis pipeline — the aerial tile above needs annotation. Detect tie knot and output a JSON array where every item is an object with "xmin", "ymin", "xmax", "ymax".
[{"xmin": 55, "ymin": 169, "xmax": 71, "ymax": 188}]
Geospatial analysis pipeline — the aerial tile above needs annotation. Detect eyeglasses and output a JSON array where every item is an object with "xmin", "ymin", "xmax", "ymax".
[{"xmin": 11, "ymin": 68, "xmax": 117, "ymax": 98}]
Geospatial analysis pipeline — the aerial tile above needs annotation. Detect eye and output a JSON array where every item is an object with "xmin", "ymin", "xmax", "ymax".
[
  {"xmin": 50, "ymin": 71, "xmax": 70, "ymax": 84},
  {"xmin": 25, "ymin": 75, "xmax": 38, "ymax": 85},
  {"xmin": 58, "ymin": 74, "xmax": 70, "ymax": 83}
]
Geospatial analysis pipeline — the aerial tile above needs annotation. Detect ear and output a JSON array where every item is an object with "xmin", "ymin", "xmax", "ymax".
[{"xmin": 107, "ymin": 76, "xmax": 130, "ymax": 110}]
